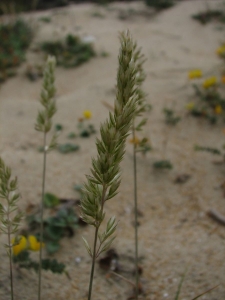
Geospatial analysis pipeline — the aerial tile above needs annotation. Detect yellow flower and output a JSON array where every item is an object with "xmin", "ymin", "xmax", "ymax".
[
  {"xmin": 216, "ymin": 45, "xmax": 225, "ymax": 56},
  {"xmin": 186, "ymin": 102, "xmax": 195, "ymax": 110},
  {"xmin": 28, "ymin": 235, "xmax": 44, "ymax": 251},
  {"xmin": 215, "ymin": 105, "xmax": 222, "ymax": 115},
  {"xmin": 188, "ymin": 69, "xmax": 202, "ymax": 79},
  {"xmin": 12, "ymin": 236, "xmax": 27, "ymax": 256},
  {"xmin": 202, "ymin": 76, "xmax": 217, "ymax": 89},
  {"xmin": 83, "ymin": 110, "xmax": 92, "ymax": 119},
  {"xmin": 129, "ymin": 136, "xmax": 140, "ymax": 145}
]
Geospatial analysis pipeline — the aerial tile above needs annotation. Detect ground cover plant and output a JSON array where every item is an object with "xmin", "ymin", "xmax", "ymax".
[
  {"xmin": 145, "ymin": 0, "xmax": 174, "ymax": 10},
  {"xmin": 186, "ymin": 43, "xmax": 225, "ymax": 124},
  {"xmin": 192, "ymin": 1, "xmax": 225, "ymax": 25},
  {"xmin": 40, "ymin": 34, "xmax": 95, "ymax": 68},
  {"xmin": 0, "ymin": 19, "xmax": 33, "ymax": 82}
]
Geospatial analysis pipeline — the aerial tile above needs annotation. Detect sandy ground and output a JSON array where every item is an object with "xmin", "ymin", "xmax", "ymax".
[{"xmin": 0, "ymin": 0, "xmax": 225, "ymax": 299}]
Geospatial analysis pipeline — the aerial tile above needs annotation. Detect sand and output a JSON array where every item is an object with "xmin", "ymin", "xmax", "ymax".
[{"xmin": 0, "ymin": 0, "xmax": 225, "ymax": 299}]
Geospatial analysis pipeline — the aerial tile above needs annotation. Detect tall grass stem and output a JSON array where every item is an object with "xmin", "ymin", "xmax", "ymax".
[
  {"xmin": 8, "ymin": 226, "xmax": 14, "ymax": 300},
  {"xmin": 87, "ymin": 227, "xmax": 99, "ymax": 300},
  {"xmin": 38, "ymin": 132, "xmax": 47, "ymax": 300},
  {"xmin": 132, "ymin": 127, "xmax": 139, "ymax": 300}
]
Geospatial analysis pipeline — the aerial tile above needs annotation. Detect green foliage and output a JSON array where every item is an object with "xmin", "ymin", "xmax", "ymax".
[
  {"xmin": 55, "ymin": 124, "xmax": 63, "ymax": 132},
  {"xmin": 41, "ymin": 34, "xmax": 95, "ymax": 68},
  {"xmin": 39, "ymin": 16, "xmax": 51, "ymax": 23},
  {"xmin": 163, "ymin": 108, "xmax": 181, "ymax": 125},
  {"xmin": 26, "ymin": 206, "xmax": 79, "ymax": 254},
  {"xmin": 44, "ymin": 193, "xmax": 60, "ymax": 208},
  {"xmin": 135, "ymin": 137, "xmax": 152, "ymax": 155},
  {"xmin": 192, "ymin": 10, "xmax": 225, "ymax": 25},
  {"xmin": 145, "ymin": 0, "xmax": 174, "ymax": 10},
  {"xmin": 13, "ymin": 250, "xmax": 66, "ymax": 274},
  {"xmin": 57, "ymin": 143, "xmax": 80, "ymax": 153},
  {"xmin": 194, "ymin": 145, "xmax": 221, "ymax": 155},
  {"xmin": 153, "ymin": 160, "xmax": 173, "ymax": 169},
  {"xmin": 0, "ymin": 19, "xmax": 33, "ymax": 82},
  {"xmin": 189, "ymin": 84, "xmax": 225, "ymax": 124},
  {"xmin": 78, "ymin": 123, "xmax": 96, "ymax": 138}
]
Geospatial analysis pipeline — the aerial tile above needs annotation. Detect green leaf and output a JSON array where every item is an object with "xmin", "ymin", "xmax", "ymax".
[
  {"xmin": 46, "ymin": 241, "xmax": 60, "ymax": 254},
  {"xmin": 82, "ymin": 237, "xmax": 93, "ymax": 257},
  {"xmin": 44, "ymin": 193, "xmax": 60, "ymax": 208}
]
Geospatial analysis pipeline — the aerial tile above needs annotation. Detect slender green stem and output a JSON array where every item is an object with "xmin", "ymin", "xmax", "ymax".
[
  {"xmin": 8, "ymin": 224, "xmax": 14, "ymax": 300},
  {"xmin": 88, "ymin": 185, "xmax": 107, "ymax": 300},
  {"xmin": 38, "ymin": 132, "xmax": 47, "ymax": 300},
  {"xmin": 132, "ymin": 127, "xmax": 139, "ymax": 300},
  {"xmin": 88, "ymin": 226, "xmax": 99, "ymax": 300}
]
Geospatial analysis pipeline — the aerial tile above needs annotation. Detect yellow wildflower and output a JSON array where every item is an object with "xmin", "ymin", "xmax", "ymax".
[
  {"xmin": 83, "ymin": 110, "xmax": 92, "ymax": 119},
  {"xmin": 215, "ymin": 105, "xmax": 222, "ymax": 115},
  {"xmin": 216, "ymin": 45, "xmax": 225, "ymax": 56},
  {"xmin": 28, "ymin": 235, "xmax": 44, "ymax": 251},
  {"xmin": 12, "ymin": 236, "xmax": 27, "ymax": 256},
  {"xmin": 186, "ymin": 102, "xmax": 195, "ymax": 110},
  {"xmin": 188, "ymin": 69, "xmax": 202, "ymax": 79},
  {"xmin": 129, "ymin": 136, "xmax": 140, "ymax": 145},
  {"xmin": 202, "ymin": 76, "xmax": 217, "ymax": 89}
]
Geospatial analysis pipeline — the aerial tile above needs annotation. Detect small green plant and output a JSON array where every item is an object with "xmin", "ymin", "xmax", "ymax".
[
  {"xmin": 11, "ymin": 234, "xmax": 67, "ymax": 275},
  {"xmin": 145, "ymin": 0, "xmax": 174, "ymax": 10},
  {"xmin": 39, "ymin": 16, "xmax": 51, "ymax": 23},
  {"xmin": 26, "ymin": 200, "xmax": 79, "ymax": 255},
  {"xmin": 0, "ymin": 158, "xmax": 23, "ymax": 300},
  {"xmin": 163, "ymin": 108, "xmax": 181, "ymax": 125},
  {"xmin": 187, "ymin": 67, "xmax": 225, "ymax": 124},
  {"xmin": 78, "ymin": 111, "xmax": 96, "ymax": 137},
  {"xmin": 41, "ymin": 34, "xmax": 95, "ymax": 68},
  {"xmin": 153, "ymin": 159, "xmax": 173, "ymax": 169},
  {"xmin": 0, "ymin": 19, "xmax": 33, "ymax": 82},
  {"xmin": 194, "ymin": 145, "xmax": 222, "ymax": 156},
  {"xmin": 57, "ymin": 143, "xmax": 80, "ymax": 153},
  {"xmin": 194, "ymin": 144, "xmax": 225, "ymax": 164},
  {"xmin": 192, "ymin": 10, "xmax": 225, "ymax": 24}
]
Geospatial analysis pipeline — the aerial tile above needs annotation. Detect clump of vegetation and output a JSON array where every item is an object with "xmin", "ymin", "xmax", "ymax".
[
  {"xmin": 194, "ymin": 145, "xmax": 222, "ymax": 156},
  {"xmin": 41, "ymin": 34, "xmax": 95, "ymax": 68},
  {"xmin": 25, "ymin": 193, "xmax": 80, "ymax": 254},
  {"xmin": 187, "ymin": 68, "xmax": 225, "ymax": 124},
  {"xmin": 192, "ymin": 10, "xmax": 225, "ymax": 25},
  {"xmin": 0, "ymin": 19, "xmax": 33, "ymax": 82},
  {"xmin": 12, "ymin": 235, "xmax": 67, "ymax": 275},
  {"xmin": 145, "ymin": 0, "xmax": 174, "ymax": 10},
  {"xmin": 153, "ymin": 159, "xmax": 173, "ymax": 169},
  {"xmin": 163, "ymin": 108, "xmax": 181, "ymax": 125}
]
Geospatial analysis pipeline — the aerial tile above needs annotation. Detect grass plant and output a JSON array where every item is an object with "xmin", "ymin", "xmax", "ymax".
[
  {"xmin": 80, "ymin": 30, "xmax": 144, "ymax": 300},
  {"xmin": 128, "ymin": 39, "xmax": 149, "ymax": 299},
  {"xmin": 0, "ymin": 158, "xmax": 23, "ymax": 300},
  {"xmin": 35, "ymin": 55, "xmax": 58, "ymax": 300}
]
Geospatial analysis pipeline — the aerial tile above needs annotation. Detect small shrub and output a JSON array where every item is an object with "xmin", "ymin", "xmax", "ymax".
[
  {"xmin": 145, "ymin": 0, "xmax": 174, "ymax": 10},
  {"xmin": 41, "ymin": 34, "xmax": 95, "ymax": 68},
  {"xmin": 0, "ymin": 19, "xmax": 33, "ymax": 82}
]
